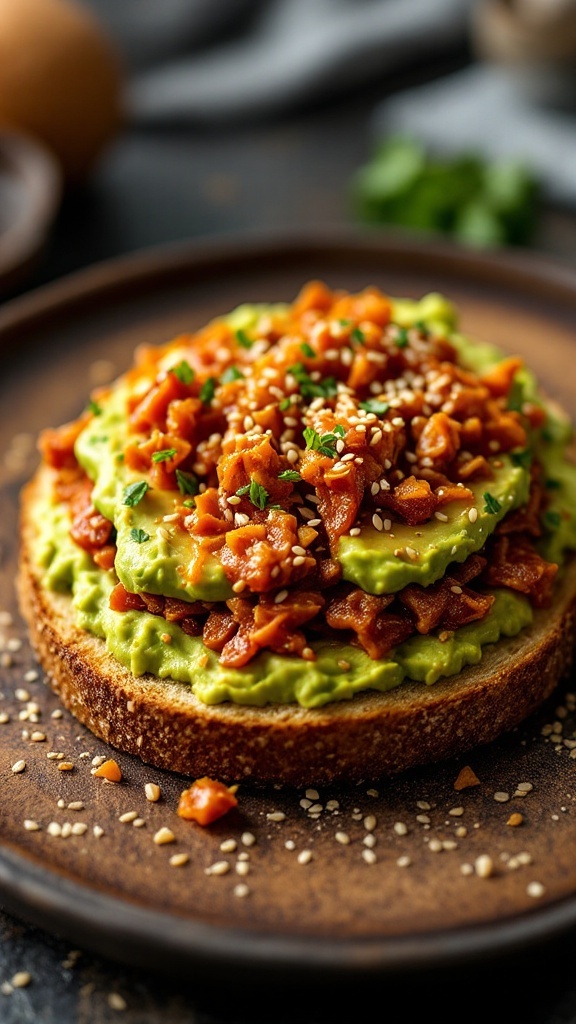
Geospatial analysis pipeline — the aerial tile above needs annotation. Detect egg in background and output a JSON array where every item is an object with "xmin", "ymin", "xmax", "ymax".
[{"xmin": 0, "ymin": 0, "xmax": 125, "ymax": 182}]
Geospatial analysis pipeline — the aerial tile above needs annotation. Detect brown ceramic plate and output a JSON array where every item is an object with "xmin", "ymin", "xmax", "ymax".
[
  {"xmin": 1, "ymin": 228, "xmax": 576, "ymax": 984},
  {"xmin": 0, "ymin": 129, "xmax": 61, "ymax": 295}
]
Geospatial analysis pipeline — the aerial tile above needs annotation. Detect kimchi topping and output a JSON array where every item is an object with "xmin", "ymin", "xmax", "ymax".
[{"xmin": 40, "ymin": 281, "xmax": 562, "ymax": 669}]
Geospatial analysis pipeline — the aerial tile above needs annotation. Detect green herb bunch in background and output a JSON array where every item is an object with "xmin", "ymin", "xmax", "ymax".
[{"xmin": 351, "ymin": 136, "xmax": 541, "ymax": 249}]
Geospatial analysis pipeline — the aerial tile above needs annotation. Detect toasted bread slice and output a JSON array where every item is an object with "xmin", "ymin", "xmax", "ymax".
[{"xmin": 17, "ymin": 468, "xmax": 576, "ymax": 787}]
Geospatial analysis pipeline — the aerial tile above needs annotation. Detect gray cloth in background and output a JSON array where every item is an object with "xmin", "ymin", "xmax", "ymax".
[
  {"xmin": 82, "ymin": 0, "xmax": 474, "ymax": 123},
  {"xmin": 371, "ymin": 63, "xmax": 576, "ymax": 206}
]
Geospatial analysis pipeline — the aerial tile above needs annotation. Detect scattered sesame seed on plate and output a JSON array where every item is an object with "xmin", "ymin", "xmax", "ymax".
[{"xmin": 11, "ymin": 759, "xmax": 26, "ymax": 773}]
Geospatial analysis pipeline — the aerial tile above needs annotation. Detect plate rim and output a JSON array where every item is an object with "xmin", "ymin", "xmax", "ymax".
[{"xmin": 2, "ymin": 225, "xmax": 576, "ymax": 981}]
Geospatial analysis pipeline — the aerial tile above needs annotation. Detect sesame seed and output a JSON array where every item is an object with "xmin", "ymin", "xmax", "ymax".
[
  {"xmin": 307, "ymin": 518, "xmax": 321, "ymax": 527},
  {"xmin": 47, "ymin": 822, "xmax": 62, "ymax": 837},
  {"xmin": 153, "ymin": 827, "xmax": 175, "ymax": 845},
  {"xmin": 393, "ymin": 821, "xmax": 408, "ymax": 836},
  {"xmin": 93, "ymin": 826, "xmax": 104, "ymax": 838},
  {"xmin": 266, "ymin": 811, "xmax": 286, "ymax": 822},
  {"xmin": 205, "ymin": 860, "xmax": 230, "ymax": 876},
  {"xmin": 297, "ymin": 850, "xmax": 313, "ymax": 864},
  {"xmin": 292, "ymin": 555, "xmax": 306, "ymax": 566},
  {"xmin": 119, "ymin": 811, "xmax": 138, "ymax": 823},
  {"xmin": 23, "ymin": 820, "xmax": 40, "ymax": 831},
  {"xmin": 71, "ymin": 823, "xmax": 88, "ymax": 836},
  {"xmin": 364, "ymin": 815, "xmax": 377, "ymax": 832},
  {"xmin": 232, "ymin": 579, "xmax": 247, "ymax": 593},
  {"xmin": 450, "ymin": 585, "xmax": 463, "ymax": 595},
  {"xmin": 372, "ymin": 513, "xmax": 383, "ymax": 531},
  {"xmin": 335, "ymin": 831, "xmax": 350, "ymax": 845},
  {"xmin": 274, "ymin": 590, "xmax": 288, "ymax": 604},
  {"xmin": 362, "ymin": 849, "xmax": 377, "ymax": 864},
  {"xmin": 397, "ymin": 855, "xmax": 411, "ymax": 868},
  {"xmin": 494, "ymin": 792, "xmax": 510, "ymax": 803},
  {"xmin": 235, "ymin": 861, "xmax": 250, "ymax": 876},
  {"xmin": 57, "ymin": 762, "xmax": 74, "ymax": 771},
  {"xmin": 234, "ymin": 883, "xmax": 250, "ymax": 898},
  {"xmin": 241, "ymin": 831, "xmax": 256, "ymax": 847},
  {"xmin": 0, "ymin": 712, "xmax": 9, "ymax": 724},
  {"xmin": 11, "ymin": 759, "xmax": 26, "ymax": 773},
  {"xmin": 107, "ymin": 993, "xmax": 127, "ymax": 1011},
  {"xmin": 145, "ymin": 783, "xmax": 161, "ymax": 802},
  {"xmin": 169, "ymin": 853, "xmax": 189, "ymax": 867},
  {"xmin": 434, "ymin": 511, "xmax": 448, "ymax": 522},
  {"xmin": 349, "ymin": 527, "xmax": 361, "ymax": 536},
  {"xmin": 474, "ymin": 854, "xmax": 495, "ymax": 878},
  {"xmin": 220, "ymin": 839, "xmax": 237, "ymax": 853},
  {"xmin": 468, "ymin": 507, "xmax": 478, "ymax": 523},
  {"xmin": 11, "ymin": 972, "xmax": 31, "ymax": 989},
  {"xmin": 526, "ymin": 881, "xmax": 546, "ymax": 898},
  {"xmin": 227, "ymin": 495, "xmax": 241, "ymax": 505},
  {"xmin": 15, "ymin": 689, "xmax": 30, "ymax": 702}
]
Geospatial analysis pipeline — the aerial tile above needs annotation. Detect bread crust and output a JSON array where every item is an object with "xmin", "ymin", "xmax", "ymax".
[{"xmin": 17, "ymin": 469, "xmax": 576, "ymax": 786}]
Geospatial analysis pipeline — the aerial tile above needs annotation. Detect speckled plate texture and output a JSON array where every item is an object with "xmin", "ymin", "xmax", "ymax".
[{"xmin": 1, "ymin": 229, "xmax": 576, "ymax": 984}]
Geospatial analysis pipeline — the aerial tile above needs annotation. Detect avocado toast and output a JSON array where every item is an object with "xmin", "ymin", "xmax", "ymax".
[{"xmin": 17, "ymin": 282, "xmax": 576, "ymax": 784}]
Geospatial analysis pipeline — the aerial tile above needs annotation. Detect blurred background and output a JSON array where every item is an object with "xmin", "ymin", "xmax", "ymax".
[{"xmin": 2, "ymin": 0, "xmax": 576, "ymax": 299}]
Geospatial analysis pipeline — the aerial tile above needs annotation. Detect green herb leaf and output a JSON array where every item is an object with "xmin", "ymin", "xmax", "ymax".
[
  {"xmin": 300, "ymin": 342, "xmax": 315, "ymax": 358},
  {"xmin": 359, "ymin": 399, "xmax": 389, "ymax": 416},
  {"xmin": 175, "ymin": 469, "xmax": 200, "ymax": 496},
  {"xmin": 333, "ymin": 424, "xmax": 345, "ymax": 437},
  {"xmin": 130, "ymin": 527, "xmax": 149, "ymax": 543},
  {"xmin": 545, "ymin": 478, "xmax": 561, "ymax": 490},
  {"xmin": 249, "ymin": 479, "xmax": 269, "ymax": 510},
  {"xmin": 220, "ymin": 365, "xmax": 244, "ymax": 384},
  {"xmin": 200, "ymin": 377, "xmax": 217, "ymax": 404},
  {"xmin": 279, "ymin": 397, "xmax": 292, "ymax": 411},
  {"xmin": 123, "ymin": 481, "xmax": 149, "ymax": 507},
  {"xmin": 170, "ymin": 360, "xmax": 195, "ymax": 385},
  {"xmin": 543, "ymin": 509, "xmax": 562, "ymax": 530},
  {"xmin": 235, "ymin": 328, "xmax": 252, "ymax": 349},
  {"xmin": 414, "ymin": 320, "xmax": 430, "ymax": 337},
  {"xmin": 510, "ymin": 449, "xmax": 532, "ymax": 470},
  {"xmin": 87, "ymin": 399, "xmax": 102, "ymax": 415},
  {"xmin": 287, "ymin": 362, "xmax": 337, "ymax": 401},
  {"xmin": 278, "ymin": 469, "xmax": 301, "ymax": 482},
  {"xmin": 350, "ymin": 327, "xmax": 365, "ymax": 346},
  {"xmin": 182, "ymin": 498, "xmax": 196, "ymax": 509},
  {"xmin": 395, "ymin": 326, "xmax": 409, "ymax": 348},
  {"xmin": 235, "ymin": 484, "xmax": 251, "ymax": 497},
  {"xmin": 303, "ymin": 427, "xmax": 338, "ymax": 458},
  {"xmin": 483, "ymin": 492, "xmax": 502, "ymax": 515},
  {"xmin": 151, "ymin": 448, "xmax": 177, "ymax": 463}
]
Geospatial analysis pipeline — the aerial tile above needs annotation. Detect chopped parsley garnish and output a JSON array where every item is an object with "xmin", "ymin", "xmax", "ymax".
[
  {"xmin": 236, "ymin": 479, "xmax": 270, "ymax": 509},
  {"xmin": 395, "ymin": 326, "xmax": 409, "ymax": 348},
  {"xmin": 151, "ymin": 448, "xmax": 177, "ymax": 463},
  {"xmin": 543, "ymin": 509, "xmax": 562, "ymax": 530},
  {"xmin": 510, "ymin": 449, "xmax": 532, "ymax": 469},
  {"xmin": 235, "ymin": 328, "xmax": 252, "ymax": 349},
  {"xmin": 170, "ymin": 359, "xmax": 195, "ymax": 385},
  {"xmin": 88, "ymin": 435, "xmax": 108, "ymax": 445},
  {"xmin": 333, "ymin": 424, "xmax": 345, "ymax": 437},
  {"xmin": 220, "ymin": 365, "xmax": 244, "ymax": 384},
  {"xmin": 300, "ymin": 342, "xmax": 316, "ymax": 358},
  {"xmin": 175, "ymin": 469, "xmax": 200, "ymax": 496},
  {"xmin": 303, "ymin": 427, "xmax": 338, "ymax": 458},
  {"xmin": 87, "ymin": 399, "xmax": 102, "ymax": 415},
  {"xmin": 483, "ymin": 492, "xmax": 502, "ymax": 515},
  {"xmin": 123, "ymin": 481, "xmax": 149, "ymax": 507},
  {"xmin": 414, "ymin": 320, "xmax": 429, "ymax": 337},
  {"xmin": 130, "ymin": 528, "xmax": 149, "ymax": 543},
  {"xmin": 199, "ymin": 377, "xmax": 217, "ymax": 405},
  {"xmin": 278, "ymin": 469, "xmax": 301, "ymax": 482},
  {"xmin": 287, "ymin": 362, "xmax": 337, "ymax": 401},
  {"xmin": 350, "ymin": 327, "xmax": 365, "ymax": 346},
  {"xmin": 359, "ymin": 398, "xmax": 389, "ymax": 416},
  {"xmin": 338, "ymin": 318, "xmax": 351, "ymax": 327},
  {"xmin": 507, "ymin": 377, "xmax": 524, "ymax": 413},
  {"xmin": 182, "ymin": 498, "xmax": 196, "ymax": 509}
]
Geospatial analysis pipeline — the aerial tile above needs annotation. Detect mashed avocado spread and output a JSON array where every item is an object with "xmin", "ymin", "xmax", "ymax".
[{"xmin": 34, "ymin": 291, "xmax": 576, "ymax": 708}]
